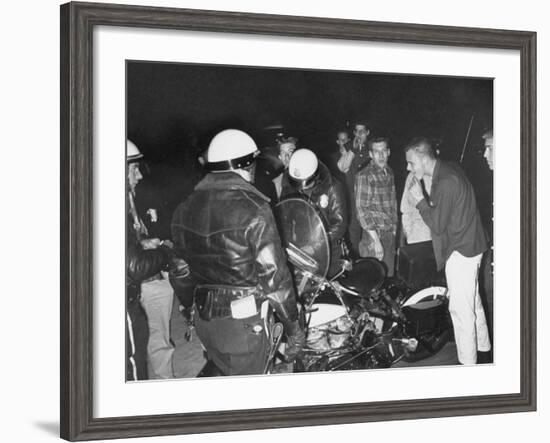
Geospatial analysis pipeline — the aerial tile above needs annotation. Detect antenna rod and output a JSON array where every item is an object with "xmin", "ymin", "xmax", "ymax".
[{"xmin": 459, "ymin": 114, "xmax": 475, "ymax": 163}]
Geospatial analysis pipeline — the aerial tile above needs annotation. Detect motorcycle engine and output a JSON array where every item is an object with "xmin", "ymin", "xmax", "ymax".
[{"xmin": 306, "ymin": 315, "xmax": 354, "ymax": 351}]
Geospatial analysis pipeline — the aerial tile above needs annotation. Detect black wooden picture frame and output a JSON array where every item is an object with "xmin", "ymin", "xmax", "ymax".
[{"xmin": 60, "ymin": 1, "xmax": 536, "ymax": 441}]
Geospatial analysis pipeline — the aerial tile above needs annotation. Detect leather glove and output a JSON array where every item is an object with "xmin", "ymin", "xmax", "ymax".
[{"xmin": 284, "ymin": 320, "xmax": 306, "ymax": 362}]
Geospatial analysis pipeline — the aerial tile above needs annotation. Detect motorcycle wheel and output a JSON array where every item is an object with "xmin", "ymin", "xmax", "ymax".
[{"xmin": 402, "ymin": 285, "xmax": 447, "ymax": 307}]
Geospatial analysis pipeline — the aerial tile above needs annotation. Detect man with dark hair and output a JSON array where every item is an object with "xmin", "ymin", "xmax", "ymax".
[
  {"xmin": 335, "ymin": 129, "xmax": 353, "ymax": 177},
  {"xmin": 273, "ymin": 136, "xmax": 298, "ymax": 200},
  {"xmin": 355, "ymin": 137, "xmax": 398, "ymax": 275},
  {"xmin": 255, "ymin": 136, "xmax": 298, "ymax": 204},
  {"xmin": 405, "ymin": 137, "xmax": 491, "ymax": 364},
  {"xmin": 352, "ymin": 121, "xmax": 370, "ymax": 153},
  {"xmin": 342, "ymin": 121, "xmax": 372, "ymax": 257}
]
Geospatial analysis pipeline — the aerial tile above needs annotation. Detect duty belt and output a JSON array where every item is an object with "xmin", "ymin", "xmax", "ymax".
[{"xmin": 194, "ymin": 284, "xmax": 263, "ymax": 320}]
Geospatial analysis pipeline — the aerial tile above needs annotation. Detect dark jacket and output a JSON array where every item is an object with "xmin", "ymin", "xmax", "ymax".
[
  {"xmin": 126, "ymin": 215, "xmax": 172, "ymax": 301},
  {"xmin": 254, "ymin": 152, "xmax": 285, "ymax": 205},
  {"xmin": 281, "ymin": 161, "xmax": 348, "ymax": 276},
  {"xmin": 416, "ymin": 160, "xmax": 487, "ymax": 270},
  {"xmin": 281, "ymin": 161, "xmax": 348, "ymax": 244},
  {"xmin": 171, "ymin": 172, "xmax": 299, "ymax": 325},
  {"xmin": 126, "ymin": 212, "xmax": 172, "ymax": 381}
]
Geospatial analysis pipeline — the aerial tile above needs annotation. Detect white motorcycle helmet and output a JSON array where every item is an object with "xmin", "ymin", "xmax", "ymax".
[
  {"xmin": 127, "ymin": 139, "xmax": 144, "ymax": 162},
  {"xmin": 288, "ymin": 148, "xmax": 319, "ymax": 190},
  {"xmin": 206, "ymin": 129, "xmax": 259, "ymax": 182}
]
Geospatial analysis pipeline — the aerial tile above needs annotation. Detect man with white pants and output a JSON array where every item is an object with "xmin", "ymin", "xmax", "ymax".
[
  {"xmin": 140, "ymin": 271, "xmax": 175, "ymax": 378},
  {"xmin": 445, "ymin": 251, "xmax": 490, "ymax": 363},
  {"xmin": 404, "ymin": 137, "xmax": 491, "ymax": 365}
]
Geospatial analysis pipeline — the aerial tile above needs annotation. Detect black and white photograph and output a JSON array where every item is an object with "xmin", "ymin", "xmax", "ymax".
[
  {"xmin": 125, "ymin": 61, "xmax": 495, "ymax": 381},
  {"xmin": 53, "ymin": 1, "xmax": 538, "ymax": 441},
  {"xmin": 0, "ymin": 0, "xmax": 545, "ymax": 439}
]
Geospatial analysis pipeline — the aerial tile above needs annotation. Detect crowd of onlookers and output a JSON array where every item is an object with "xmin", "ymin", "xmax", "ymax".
[{"xmin": 125, "ymin": 121, "xmax": 495, "ymax": 380}]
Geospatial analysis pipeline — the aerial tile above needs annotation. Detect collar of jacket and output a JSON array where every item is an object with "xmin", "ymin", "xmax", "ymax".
[
  {"xmin": 287, "ymin": 160, "xmax": 332, "ymax": 197},
  {"xmin": 195, "ymin": 172, "xmax": 271, "ymax": 203},
  {"xmin": 316, "ymin": 161, "xmax": 332, "ymax": 188},
  {"xmin": 430, "ymin": 159, "xmax": 442, "ymax": 185}
]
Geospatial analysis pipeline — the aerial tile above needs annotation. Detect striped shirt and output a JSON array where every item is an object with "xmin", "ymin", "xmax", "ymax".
[{"xmin": 355, "ymin": 162, "xmax": 398, "ymax": 232}]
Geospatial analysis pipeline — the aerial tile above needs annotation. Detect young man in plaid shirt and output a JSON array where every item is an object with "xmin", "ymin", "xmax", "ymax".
[{"xmin": 354, "ymin": 137, "xmax": 398, "ymax": 275}]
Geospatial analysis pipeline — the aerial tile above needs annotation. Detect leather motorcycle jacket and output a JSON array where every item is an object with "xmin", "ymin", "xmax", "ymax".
[
  {"xmin": 171, "ymin": 172, "xmax": 299, "ymax": 327},
  {"xmin": 282, "ymin": 161, "xmax": 348, "ymax": 277},
  {"xmin": 282, "ymin": 161, "xmax": 348, "ymax": 244},
  {"xmin": 126, "ymin": 214, "xmax": 172, "ymax": 302}
]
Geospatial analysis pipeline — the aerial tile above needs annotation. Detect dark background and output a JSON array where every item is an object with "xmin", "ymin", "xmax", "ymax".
[{"xmin": 127, "ymin": 61, "xmax": 493, "ymax": 237}]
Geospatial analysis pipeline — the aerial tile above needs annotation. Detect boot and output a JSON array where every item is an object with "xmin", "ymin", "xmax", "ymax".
[{"xmin": 477, "ymin": 350, "xmax": 493, "ymax": 364}]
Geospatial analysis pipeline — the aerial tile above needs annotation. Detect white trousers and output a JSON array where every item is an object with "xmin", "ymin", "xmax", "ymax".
[
  {"xmin": 445, "ymin": 251, "xmax": 491, "ymax": 364},
  {"xmin": 140, "ymin": 274, "xmax": 175, "ymax": 378}
]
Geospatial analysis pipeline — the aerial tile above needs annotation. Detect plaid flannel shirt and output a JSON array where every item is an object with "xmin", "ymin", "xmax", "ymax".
[{"xmin": 355, "ymin": 162, "xmax": 398, "ymax": 232}]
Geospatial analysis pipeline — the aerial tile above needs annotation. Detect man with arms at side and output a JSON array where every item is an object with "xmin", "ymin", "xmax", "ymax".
[
  {"xmin": 355, "ymin": 137, "xmax": 398, "ymax": 276},
  {"xmin": 405, "ymin": 137, "xmax": 491, "ymax": 364},
  {"xmin": 345, "ymin": 121, "xmax": 371, "ymax": 257}
]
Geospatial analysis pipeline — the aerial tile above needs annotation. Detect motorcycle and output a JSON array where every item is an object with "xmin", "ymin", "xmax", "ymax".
[{"xmin": 274, "ymin": 197, "xmax": 450, "ymax": 373}]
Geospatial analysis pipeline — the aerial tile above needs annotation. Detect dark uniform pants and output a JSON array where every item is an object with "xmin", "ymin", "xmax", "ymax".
[
  {"xmin": 126, "ymin": 297, "xmax": 149, "ymax": 381},
  {"xmin": 195, "ymin": 310, "xmax": 270, "ymax": 376}
]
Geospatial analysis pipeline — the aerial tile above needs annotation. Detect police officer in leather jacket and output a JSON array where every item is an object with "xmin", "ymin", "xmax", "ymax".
[
  {"xmin": 282, "ymin": 149, "xmax": 348, "ymax": 277},
  {"xmin": 171, "ymin": 129, "xmax": 304, "ymax": 376}
]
